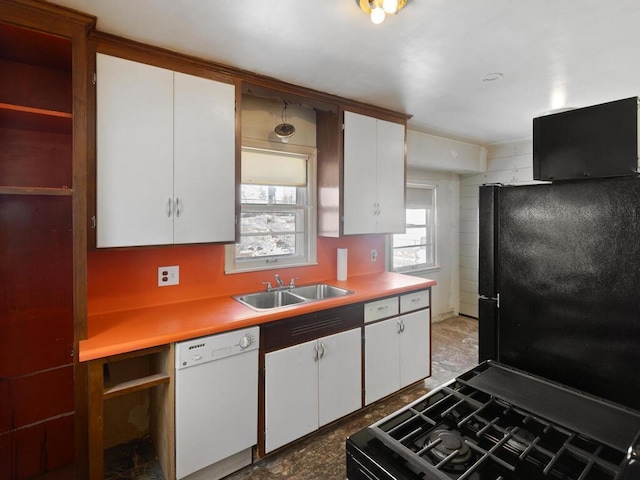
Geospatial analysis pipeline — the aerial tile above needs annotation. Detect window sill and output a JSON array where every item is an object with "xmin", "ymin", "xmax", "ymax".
[{"xmin": 393, "ymin": 265, "xmax": 441, "ymax": 275}]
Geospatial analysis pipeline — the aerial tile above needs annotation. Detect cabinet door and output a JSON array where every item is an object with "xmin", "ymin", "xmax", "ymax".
[
  {"xmin": 318, "ymin": 328, "xmax": 362, "ymax": 426},
  {"xmin": 265, "ymin": 340, "xmax": 318, "ymax": 453},
  {"xmin": 375, "ymin": 119, "xmax": 406, "ymax": 234},
  {"xmin": 343, "ymin": 111, "xmax": 378, "ymax": 235},
  {"xmin": 365, "ymin": 318, "xmax": 400, "ymax": 405},
  {"xmin": 96, "ymin": 53, "xmax": 174, "ymax": 247},
  {"xmin": 173, "ymin": 72, "xmax": 236, "ymax": 244},
  {"xmin": 399, "ymin": 309, "xmax": 431, "ymax": 388}
]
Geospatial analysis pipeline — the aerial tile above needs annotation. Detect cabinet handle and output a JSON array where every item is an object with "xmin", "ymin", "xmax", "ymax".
[
  {"xmin": 377, "ymin": 305, "xmax": 388, "ymax": 311},
  {"xmin": 397, "ymin": 319, "xmax": 405, "ymax": 333},
  {"xmin": 175, "ymin": 198, "xmax": 182, "ymax": 217},
  {"xmin": 314, "ymin": 343, "xmax": 319, "ymax": 362},
  {"xmin": 411, "ymin": 297, "xmax": 420, "ymax": 303},
  {"xmin": 166, "ymin": 197, "xmax": 173, "ymax": 217},
  {"xmin": 319, "ymin": 342, "xmax": 325, "ymax": 359}
]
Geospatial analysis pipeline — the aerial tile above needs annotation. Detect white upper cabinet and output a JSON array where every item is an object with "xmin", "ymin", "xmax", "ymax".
[
  {"xmin": 173, "ymin": 72, "xmax": 235, "ymax": 244},
  {"xmin": 96, "ymin": 54, "xmax": 174, "ymax": 247},
  {"xmin": 96, "ymin": 53, "xmax": 236, "ymax": 248},
  {"xmin": 343, "ymin": 111, "xmax": 405, "ymax": 235}
]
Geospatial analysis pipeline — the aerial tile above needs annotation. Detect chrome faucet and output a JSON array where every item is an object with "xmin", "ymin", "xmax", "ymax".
[{"xmin": 262, "ymin": 274, "xmax": 297, "ymax": 292}]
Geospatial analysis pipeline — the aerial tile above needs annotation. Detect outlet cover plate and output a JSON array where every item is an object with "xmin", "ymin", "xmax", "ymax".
[
  {"xmin": 371, "ymin": 250, "xmax": 377, "ymax": 262},
  {"xmin": 158, "ymin": 265, "xmax": 179, "ymax": 286}
]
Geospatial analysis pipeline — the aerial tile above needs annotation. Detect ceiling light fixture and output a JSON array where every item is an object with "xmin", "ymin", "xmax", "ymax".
[
  {"xmin": 274, "ymin": 103, "xmax": 296, "ymax": 143},
  {"xmin": 357, "ymin": 0, "xmax": 408, "ymax": 24},
  {"xmin": 482, "ymin": 72, "xmax": 504, "ymax": 82}
]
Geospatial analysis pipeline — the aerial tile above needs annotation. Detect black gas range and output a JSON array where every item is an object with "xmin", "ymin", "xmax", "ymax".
[{"xmin": 346, "ymin": 361, "xmax": 640, "ymax": 480}]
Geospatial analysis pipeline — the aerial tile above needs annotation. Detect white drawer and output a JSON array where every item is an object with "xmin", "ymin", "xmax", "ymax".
[
  {"xmin": 400, "ymin": 290, "xmax": 429, "ymax": 314},
  {"xmin": 364, "ymin": 297, "xmax": 399, "ymax": 323}
]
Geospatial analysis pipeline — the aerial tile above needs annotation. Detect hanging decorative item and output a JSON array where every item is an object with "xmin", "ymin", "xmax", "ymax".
[{"xmin": 274, "ymin": 102, "xmax": 296, "ymax": 143}]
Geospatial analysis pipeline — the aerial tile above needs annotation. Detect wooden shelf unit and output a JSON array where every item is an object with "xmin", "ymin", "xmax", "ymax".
[
  {"xmin": 0, "ymin": 101, "xmax": 73, "ymax": 133},
  {"xmin": 0, "ymin": 23, "xmax": 74, "ymax": 194},
  {"xmin": 88, "ymin": 344, "xmax": 176, "ymax": 480}
]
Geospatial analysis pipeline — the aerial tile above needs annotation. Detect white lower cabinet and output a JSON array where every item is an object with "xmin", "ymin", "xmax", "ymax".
[
  {"xmin": 365, "ymin": 291, "xmax": 431, "ymax": 405},
  {"xmin": 265, "ymin": 328, "xmax": 361, "ymax": 453}
]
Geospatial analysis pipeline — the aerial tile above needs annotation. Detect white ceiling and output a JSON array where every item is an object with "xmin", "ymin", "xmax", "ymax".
[{"xmin": 49, "ymin": 0, "xmax": 640, "ymax": 146}]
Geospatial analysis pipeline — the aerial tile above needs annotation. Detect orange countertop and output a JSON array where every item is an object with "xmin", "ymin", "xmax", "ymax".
[{"xmin": 81, "ymin": 272, "xmax": 436, "ymax": 362}]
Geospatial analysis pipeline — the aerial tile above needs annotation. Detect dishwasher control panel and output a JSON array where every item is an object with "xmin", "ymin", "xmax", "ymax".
[{"xmin": 175, "ymin": 326, "xmax": 259, "ymax": 369}]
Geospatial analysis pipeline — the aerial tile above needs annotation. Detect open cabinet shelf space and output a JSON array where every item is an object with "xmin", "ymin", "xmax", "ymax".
[
  {"xmin": 0, "ymin": 102, "xmax": 72, "ymax": 134},
  {"xmin": 103, "ymin": 373, "xmax": 171, "ymax": 400}
]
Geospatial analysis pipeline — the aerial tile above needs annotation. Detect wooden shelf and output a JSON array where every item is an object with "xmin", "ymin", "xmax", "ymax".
[
  {"xmin": 0, "ymin": 185, "xmax": 72, "ymax": 196},
  {"xmin": 0, "ymin": 102, "xmax": 72, "ymax": 133},
  {"xmin": 0, "ymin": 102, "xmax": 72, "ymax": 118},
  {"xmin": 103, "ymin": 373, "xmax": 171, "ymax": 400}
]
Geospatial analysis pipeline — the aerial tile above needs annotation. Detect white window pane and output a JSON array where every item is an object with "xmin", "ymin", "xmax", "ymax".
[
  {"xmin": 391, "ymin": 185, "xmax": 437, "ymax": 272},
  {"xmin": 226, "ymin": 144, "xmax": 317, "ymax": 274},
  {"xmin": 241, "ymin": 211, "xmax": 297, "ymax": 233},
  {"xmin": 393, "ymin": 246, "xmax": 427, "ymax": 269},
  {"xmin": 236, "ymin": 234, "xmax": 297, "ymax": 258},
  {"xmin": 394, "ymin": 227, "xmax": 427, "ymax": 247},
  {"xmin": 241, "ymin": 185, "xmax": 297, "ymax": 205}
]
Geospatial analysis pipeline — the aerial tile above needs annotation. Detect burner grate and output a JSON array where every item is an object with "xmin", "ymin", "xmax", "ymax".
[{"xmin": 371, "ymin": 368, "xmax": 627, "ymax": 480}]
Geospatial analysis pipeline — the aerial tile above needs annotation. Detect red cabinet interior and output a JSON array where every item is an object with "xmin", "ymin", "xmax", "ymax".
[{"xmin": 0, "ymin": 21, "xmax": 75, "ymax": 479}]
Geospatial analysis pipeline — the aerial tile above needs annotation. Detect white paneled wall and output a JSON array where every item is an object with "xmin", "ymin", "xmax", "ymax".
[
  {"xmin": 399, "ymin": 168, "xmax": 461, "ymax": 322},
  {"xmin": 459, "ymin": 184, "xmax": 479, "ymax": 317},
  {"xmin": 404, "ymin": 130, "xmax": 486, "ymax": 321},
  {"xmin": 458, "ymin": 139, "xmax": 537, "ymax": 317}
]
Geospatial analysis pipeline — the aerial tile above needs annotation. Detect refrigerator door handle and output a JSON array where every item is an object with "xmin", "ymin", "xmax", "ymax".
[{"xmin": 479, "ymin": 293, "xmax": 500, "ymax": 308}]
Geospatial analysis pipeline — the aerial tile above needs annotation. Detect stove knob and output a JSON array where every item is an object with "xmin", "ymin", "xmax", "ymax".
[{"xmin": 239, "ymin": 335, "xmax": 253, "ymax": 349}]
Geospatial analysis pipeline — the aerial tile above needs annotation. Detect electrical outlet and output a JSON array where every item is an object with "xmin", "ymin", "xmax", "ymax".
[
  {"xmin": 371, "ymin": 249, "xmax": 377, "ymax": 262},
  {"xmin": 158, "ymin": 266, "xmax": 179, "ymax": 286}
]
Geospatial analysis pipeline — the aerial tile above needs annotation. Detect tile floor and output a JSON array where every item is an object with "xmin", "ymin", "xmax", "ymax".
[{"xmin": 37, "ymin": 315, "xmax": 478, "ymax": 480}]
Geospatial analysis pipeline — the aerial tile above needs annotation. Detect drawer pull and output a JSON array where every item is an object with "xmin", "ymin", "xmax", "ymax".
[
  {"xmin": 377, "ymin": 305, "xmax": 388, "ymax": 311},
  {"xmin": 411, "ymin": 297, "xmax": 420, "ymax": 302}
]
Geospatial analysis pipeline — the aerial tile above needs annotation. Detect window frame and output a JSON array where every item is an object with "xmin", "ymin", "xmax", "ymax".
[
  {"xmin": 388, "ymin": 182, "xmax": 438, "ymax": 274},
  {"xmin": 225, "ymin": 140, "xmax": 317, "ymax": 274}
]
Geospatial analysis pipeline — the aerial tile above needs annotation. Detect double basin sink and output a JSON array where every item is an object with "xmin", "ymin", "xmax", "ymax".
[{"xmin": 233, "ymin": 284, "xmax": 354, "ymax": 311}]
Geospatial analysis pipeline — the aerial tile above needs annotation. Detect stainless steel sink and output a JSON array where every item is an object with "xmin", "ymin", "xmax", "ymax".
[
  {"xmin": 289, "ymin": 284, "xmax": 353, "ymax": 300},
  {"xmin": 233, "ymin": 283, "xmax": 354, "ymax": 310},
  {"xmin": 234, "ymin": 290, "xmax": 306, "ymax": 310}
]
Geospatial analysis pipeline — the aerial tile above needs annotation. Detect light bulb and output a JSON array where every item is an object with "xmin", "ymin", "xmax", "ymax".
[
  {"xmin": 370, "ymin": 6, "xmax": 386, "ymax": 24},
  {"xmin": 382, "ymin": 0, "xmax": 398, "ymax": 14}
]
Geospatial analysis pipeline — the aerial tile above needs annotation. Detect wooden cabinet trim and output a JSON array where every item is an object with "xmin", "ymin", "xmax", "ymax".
[{"xmin": 91, "ymin": 31, "xmax": 409, "ymax": 122}]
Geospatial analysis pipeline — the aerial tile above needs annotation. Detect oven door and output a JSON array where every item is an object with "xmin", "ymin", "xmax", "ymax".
[{"xmin": 347, "ymin": 432, "xmax": 425, "ymax": 480}]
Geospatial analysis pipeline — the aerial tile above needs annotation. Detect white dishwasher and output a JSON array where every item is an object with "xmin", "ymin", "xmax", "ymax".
[{"xmin": 175, "ymin": 326, "xmax": 259, "ymax": 480}]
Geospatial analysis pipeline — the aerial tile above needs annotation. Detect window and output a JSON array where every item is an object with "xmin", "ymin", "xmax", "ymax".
[
  {"xmin": 225, "ymin": 143, "xmax": 317, "ymax": 273},
  {"xmin": 390, "ymin": 184, "xmax": 437, "ymax": 272}
]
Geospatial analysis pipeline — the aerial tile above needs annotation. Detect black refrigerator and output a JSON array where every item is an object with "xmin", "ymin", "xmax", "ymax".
[{"xmin": 478, "ymin": 176, "xmax": 640, "ymax": 413}]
